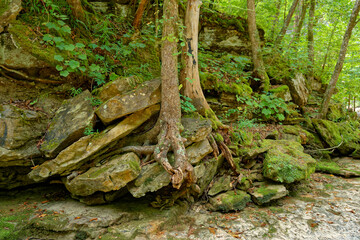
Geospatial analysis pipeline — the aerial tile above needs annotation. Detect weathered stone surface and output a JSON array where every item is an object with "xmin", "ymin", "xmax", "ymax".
[
  {"xmin": 89, "ymin": 2, "xmax": 109, "ymax": 13},
  {"xmin": 0, "ymin": 33, "xmax": 49, "ymax": 68},
  {"xmin": 0, "ymin": 0, "xmax": 22, "ymax": 33},
  {"xmin": 0, "ymin": 144, "xmax": 42, "ymax": 167},
  {"xmin": 248, "ymin": 182, "xmax": 288, "ymax": 205},
  {"xmin": 316, "ymin": 158, "xmax": 360, "ymax": 177},
  {"xmin": 269, "ymin": 85, "xmax": 292, "ymax": 102},
  {"xmin": 127, "ymin": 162, "xmax": 171, "ymax": 198},
  {"xmin": 181, "ymin": 117, "xmax": 212, "ymax": 143},
  {"xmin": 186, "ymin": 139, "xmax": 213, "ymax": 165},
  {"xmin": 96, "ymin": 76, "xmax": 140, "ymax": 102},
  {"xmin": 29, "ymin": 105, "xmax": 160, "ymax": 182},
  {"xmin": 281, "ymin": 125, "xmax": 316, "ymax": 145},
  {"xmin": 209, "ymin": 190, "xmax": 251, "ymax": 212},
  {"xmin": 40, "ymin": 90, "xmax": 95, "ymax": 158},
  {"xmin": 65, "ymin": 153, "xmax": 141, "ymax": 196},
  {"xmin": 0, "ymin": 166, "xmax": 35, "ymax": 189},
  {"xmin": 194, "ymin": 158, "xmax": 219, "ymax": 196},
  {"xmin": 286, "ymin": 73, "xmax": 309, "ymax": 107},
  {"xmin": 262, "ymin": 140, "xmax": 316, "ymax": 183},
  {"xmin": 208, "ymin": 175, "xmax": 232, "ymax": 196},
  {"xmin": 114, "ymin": 4, "xmax": 132, "ymax": 19},
  {"xmin": 96, "ymin": 79, "xmax": 161, "ymax": 125}
]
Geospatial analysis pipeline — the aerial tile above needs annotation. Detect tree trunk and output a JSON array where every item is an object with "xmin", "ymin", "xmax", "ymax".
[
  {"xmin": 247, "ymin": 0, "xmax": 269, "ymax": 91},
  {"xmin": 155, "ymin": 0, "xmax": 195, "ymax": 189},
  {"xmin": 320, "ymin": 22, "xmax": 338, "ymax": 78},
  {"xmin": 270, "ymin": 0, "xmax": 282, "ymax": 41},
  {"xmin": 133, "ymin": 0, "xmax": 149, "ymax": 29},
  {"xmin": 318, "ymin": 0, "xmax": 360, "ymax": 119},
  {"xmin": 66, "ymin": 0, "xmax": 86, "ymax": 22},
  {"xmin": 180, "ymin": 0, "xmax": 213, "ymax": 116},
  {"xmin": 292, "ymin": 0, "xmax": 308, "ymax": 43},
  {"xmin": 307, "ymin": 0, "xmax": 315, "ymax": 89},
  {"xmin": 275, "ymin": 0, "xmax": 300, "ymax": 45}
]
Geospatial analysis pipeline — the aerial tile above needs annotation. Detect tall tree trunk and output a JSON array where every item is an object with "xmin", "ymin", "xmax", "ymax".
[
  {"xmin": 270, "ymin": 0, "xmax": 282, "ymax": 41},
  {"xmin": 307, "ymin": 0, "xmax": 315, "ymax": 89},
  {"xmin": 292, "ymin": 0, "xmax": 308, "ymax": 43},
  {"xmin": 318, "ymin": 0, "xmax": 360, "ymax": 119},
  {"xmin": 275, "ymin": 0, "xmax": 300, "ymax": 45},
  {"xmin": 155, "ymin": 0, "xmax": 194, "ymax": 189},
  {"xmin": 133, "ymin": 0, "xmax": 149, "ymax": 29},
  {"xmin": 247, "ymin": 0, "xmax": 269, "ymax": 91},
  {"xmin": 66, "ymin": 0, "xmax": 86, "ymax": 22},
  {"xmin": 320, "ymin": 22, "xmax": 338, "ymax": 78}
]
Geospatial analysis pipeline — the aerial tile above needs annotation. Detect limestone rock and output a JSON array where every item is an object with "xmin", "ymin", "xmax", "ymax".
[
  {"xmin": 40, "ymin": 90, "xmax": 95, "ymax": 158},
  {"xmin": 186, "ymin": 139, "xmax": 213, "ymax": 165},
  {"xmin": 89, "ymin": 2, "xmax": 109, "ymax": 13},
  {"xmin": 316, "ymin": 158, "xmax": 360, "ymax": 177},
  {"xmin": 96, "ymin": 76, "xmax": 141, "ymax": 102},
  {"xmin": 0, "ymin": 0, "xmax": 22, "ymax": 33},
  {"xmin": 262, "ymin": 140, "xmax": 316, "ymax": 183},
  {"xmin": 209, "ymin": 190, "xmax": 251, "ymax": 212},
  {"xmin": 29, "ymin": 105, "xmax": 160, "ymax": 182},
  {"xmin": 269, "ymin": 85, "xmax": 292, "ymax": 102},
  {"xmin": 0, "ymin": 144, "xmax": 42, "ymax": 167},
  {"xmin": 96, "ymin": 79, "xmax": 161, "ymax": 125},
  {"xmin": 194, "ymin": 158, "xmax": 219, "ymax": 196},
  {"xmin": 281, "ymin": 125, "xmax": 316, "ymax": 145},
  {"xmin": 286, "ymin": 73, "xmax": 309, "ymax": 107},
  {"xmin": 114, "ymin": 4, "xmax": 132, "ymax": 18},
  {"xmin": 127, "ymin": 162, "xmax": 171, "ymax": 198},
  {"xmin": 248, "ymin": 182, "xmax": 288, "ymax": 205},
  {"xmin": 65, "ymin": 153, "xmax": 141, "ymax": 196},
  {"xmin": 208, "ymin": 175, "xmax": 232, "ymax": 196},
  {"xmin": 0, "ymin": 166, "xmax": 35, "ymax": 189},
  {"xmin": 181, "ymin": 117, "xmax": 212, "ymax": 143}
]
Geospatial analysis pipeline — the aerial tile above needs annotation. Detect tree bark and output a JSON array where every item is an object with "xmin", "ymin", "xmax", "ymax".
[
  {"xmin": 320, "ymin": 22, "xmax": 338, "ymax": 78},
  {"xmin": 275, "ymin": 0, "xmax": 300, "ymax": 45},
  {"xmin": 292, "ymin": 0, "xmax": 308, "ymax": 43},
  {"xmin": 133, "ymin": 0, "xmax": 149, "ymax": 29},
  {"xmin": 66, "ymin": 0, "xmax": 86, "ymax": 22},
  {"xmin": 155, "ymin": 0, "xmax": 195, "ymax": 189},
  {"xmin": 307, "ymin": 0, "xmax": 315, "ymax": 88},
  {"xmin": 247, "ymin": 0, "xmax": 269, "ymax": 91},
  {"xmin": 318, "ymin": 0, "xmax": 360, "ymax": 119}
]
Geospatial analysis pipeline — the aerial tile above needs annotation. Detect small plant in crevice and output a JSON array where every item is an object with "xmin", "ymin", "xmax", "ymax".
[
  {"xmin": 70, "ymin": 87, "xmax": 82, "ymax": 97},
  {"xmin": 180, "ymin": 94, "xmax": 196, "ymax": 114},
  {"xmin": 84, "ymin": 124, "xmax": 98, "ymax": 136}
]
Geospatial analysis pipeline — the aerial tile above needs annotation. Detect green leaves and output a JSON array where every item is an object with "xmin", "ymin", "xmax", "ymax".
[{"xmin": 54, "ymin": 55, "xmax": 64, "ymax": 62}]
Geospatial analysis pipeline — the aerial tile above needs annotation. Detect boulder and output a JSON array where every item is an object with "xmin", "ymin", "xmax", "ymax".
[
  {"xmin": 96, "ymin": 79, "xmax": 161, "ymax": 125},
  {"xmin": 89, "ymin": 2, "xmax": 109, "ymax": 13},
  {"xmin": 0, "ymin": 166, "xmax": 35, "ymax": 189},
  {"xmin": 208, "ymin": 175, "xmax": 232, "ymax": 196},
  {"xmin": 40, "ymin": 90, "xmax": 95, "ymax": 158},
  {"xmin": 248, "ymin": 181, "xmax": 288, "ymax": 205},
  {"xmin": 281, "ymin": 125, "xmax": 316, "ymax": 145},
  {"xmin": 96, "ymin": 76, "xmax": 141, "ymax": 102},
  {"xmin": 269, "ymin": 85, "xmax": 292, "ymax": 102},
  {"xmin": 209, "ymin": 190, "xmax": 251, "ymax": 212},
  {"xmin": 286, "ymin": 73, "xmax": 309, "ymax": 107},
  {"xmin": 114, "ymin": 4, "xmax": 132, "ymax": 18},
  {"xmin": 181, "ymin": 117, "xmax": 212, "ymax": 143},
  {"xmin": 127, "ymin": 162, "xmax": 171, "ymax": 198},
  {"xmin": 0, "ymin": 0, "xmax": 22, "ymax": 33},
  {"xmin": 64, "ymin": 153, "xmax": 141, "ymax": 196},
  {"xmin": 326, "ymin": 103, "xmax": 345, "ymax": 122},
  {"xmin": 0, "ymin": 144, "xmax": 42, "ymax": 167},
  {"xmin": 29, "ymin": 105, "xmax": 160, "ymax": 182},
  {"xmin": 186, "ymin": 139, "xmax": 213, "ymax": 165},
  {"xmin": 262, "ymin": 140, "xmax": 316, "ymax": 183},
  {"xmin": 194, "ymin": 157, "xmax": 220, "ymax": 196},
  {"xmin": 316, "ymin": 158, "xmax": 360, "ymax": 177}
]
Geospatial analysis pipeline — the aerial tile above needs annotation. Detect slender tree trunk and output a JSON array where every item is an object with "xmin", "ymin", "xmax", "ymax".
[
  {"xmin": 275, "ymin": 0, "xmax": 300, "ymax": 45},
  {"xmin": 270, "ymin": 0, "xmax": 282, "ymax": 41},
  {"xmin": 133, "ymin": 0, "xmax": 149, "ymax": 29},
  {"xmin": 247, "ymin": 0, "xmax": 270, "ymax": 91},
  {"xmin": 66, "ymin": 0, "xmax": 86, "ymax": 22},
  {"xmin": 154, "ymin": 0, "xmax": 194, "ymax": 189},
  {"xmin": 292, "ymin": 0, "xmax": 308, "ymax": 43},
  {"xmin": 318, "ymin": 0, "xmax": 360, "ymax": 119},
  {"xmin": 320, "ymin": 22, "xmax": 338, "ymax": 78},
  {"xmin": 307, "ymin": 0, "xmax": 315, "ymax": 88},
  {"xmin": 354, "ymin": 96, "xmax": 356, "ymax": 112}
]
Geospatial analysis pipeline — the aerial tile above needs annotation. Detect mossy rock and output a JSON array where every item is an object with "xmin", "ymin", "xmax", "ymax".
[
  {"xmin": 262, "ymin": 140, "xmax": 316, "ymax": 183},
  {"xmin": 281, "ymin": 125, "xmax": 316, "ymax": 145},
  {"xmin": 327, "ymin": 103, "xmax": 345, "ymax": 122},
  {"xmin": 248, "ymin": 181, "xmax": 288, "ymax": 205},
  {"xmin": 209, "ymin": 190, "xmax": 251, "ymax": 212},
  {"xmin": 269, "ymin": 85, "xmax": 292, "ymax": 102},
  {"xmin": 316, "ymin": 158, "xmax": 360, "ymax": 177}
]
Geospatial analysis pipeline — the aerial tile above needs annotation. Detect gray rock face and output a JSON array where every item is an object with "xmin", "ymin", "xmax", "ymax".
[
  {"xmin": 208, "ymin": 175, "xmax": 232, "ymax": 196},
  {"xmin": 181, "ymin": 117, "xmax": 212, "ymax": 143},
  {"xmin": 97, "ymin": 76, "xmax": 140, "ymax": 102},
  {"xmin": 186, "ymin": 139, "xmax": 213, "ymax": 165},
  {"xmin": 65, "ymin": 153, "xmax": 141, "ymax": 196},
  {"xmin": 286, "ymin": 73, "xmax": 309, "ymax": 107},
  {"xmin": 194, "ymin": 157, "xmax": 219, "ymax": 196},
  {"xmin": 96, "ymin": 79, "xmax": 161, "ymax": 125},
  {"xmin": 248, "ymin": 181, "xmax": 288, "ymax": 205},
  {"xmin": 210, "ymin": 190, "xmax": 251, "ymax": 212},
  {"xmin": 0, "ymin": 166, "xmax": 35, "ymax": 189},
  {"xmin": 0, "ymin": 33, "xmax": 49, "ymax": 68},
  {"xmin": 40, "ymin": 90, "xmax": 95, "ymax": 158},
  {"xmin": 0, "ymin": 0, "xmax": 22, "ymax": 33}
]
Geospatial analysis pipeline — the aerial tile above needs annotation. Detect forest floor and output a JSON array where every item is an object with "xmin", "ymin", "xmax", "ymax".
[{"xmin": 1, "ymin": 162, "xmax": 360, "ymax": 240}]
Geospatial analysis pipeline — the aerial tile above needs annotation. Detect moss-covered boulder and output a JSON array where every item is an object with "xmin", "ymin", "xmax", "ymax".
[
  {"xmin": 262, "ymin": 140, "xmax": 316, "ymax": 183},
  {"xmin": 281, "ymin": 125, "xmax": 316, "ymax": 145},
  {"xmin": 248, "ymin": 181, "xmax": 288, "ymax": 205},
  {"xmin": 327, "ymin": 103, "xmax": 345, "ymax": 122},
  {"xmin": 316, "ymin": 158, "xmax": 360, "ymax": 177},
  {"xmin": 269, "ymin": 85, "xmax": 292, "ymax": 102},
  {"xmin": 194, "ymin": 157, "xmax": 220, "ymax": 196},
  {"xmin": 312, "ymin": 119, "xmax": 360, "ymax": 157},
  {"xmin": 208, "ymin": 175, "xmax": 232, "ymax": 196},
  {"xmin": 209, "ymin": 190, "xmax": 251, "ymax": 212}
]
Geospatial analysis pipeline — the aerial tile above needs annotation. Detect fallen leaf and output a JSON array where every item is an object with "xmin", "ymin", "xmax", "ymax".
[
  {"xmin": 90, "ymin": 218, "xmax": 98, "ymax": 222},
  {"xmin": 209, "ymin": 227, "xmax": 216, "ymax": 235},
  {"xmin": 41, "ymin": 200, "xmax": 49, "ymax": 204},
  {"xmin": 74, "ymin": 217, "xmax": 81, "ymax": 220}
]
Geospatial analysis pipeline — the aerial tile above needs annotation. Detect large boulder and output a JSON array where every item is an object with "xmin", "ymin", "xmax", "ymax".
[
  {"xmin": 40, "ymin": 90, "xmax": 95, "ymax": 158},
  {"xmin": 286, "ymin": 73, "xmax": 309, "ymax": 107},
  {"xmin": 96, "ymin": 79, "xmax": 161, "ymax": 125},
  {"xmin": 209, "ymin": 190, "xmax": 251, "ymax": 212},
  {"xmin": 64, "ymin": 153, "xmax": 141, "ymax": 196},
  {"xmin": 262, "ymin": 140, "xmax": 316, "ymax": 183},
  {"xmin": 29, "ymin": 105, "xmax": 160, "ymax": 182},
  {"xmin": 248, "ymin": 181, "xmax": 288, "ymax": 205}
]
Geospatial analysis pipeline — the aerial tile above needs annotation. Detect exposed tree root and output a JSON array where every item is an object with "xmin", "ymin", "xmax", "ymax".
[
  {"xmin": 207, "ymin": 134, "xmax": 219, "ymax": 159},
  {"xmin": 0, "ymin": 65, "xmax": 64, "ymax": 85}
]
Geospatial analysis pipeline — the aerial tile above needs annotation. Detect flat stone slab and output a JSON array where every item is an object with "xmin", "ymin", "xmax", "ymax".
[
  {"xmin": 64, "ymin": 153, "xmax": 141, "ymax": 196},
  {"xmin": 209, "ymin": 190, "xmax": 251, "ymax": 212},
  {"xmin": 316, "ymin": 157, "xmax": 360, "ymax": 177},
  {"xmin": 181, "ymin": 117, "xmax": 212, "ymax": 143},
  {"xmin": 248, "ymin": 181, "xmax": 288, "ymax": 205},
  {"xmin": 40, "ymin": 90, "xmax": 95, "ymax": 158},
  {"xmin": 96, "ymin": 76, "xmax": 141, "ymax": 102},
  {"xmin": 208, "ymin": 175, "xmax": 232, "ymax": 196},
  {"xmin": 96, "ymin": 79, "xmax": 161, "ymax": 125},
  {"xmin": 186, "ymin": 139, "xmax": 213, "ymax": 165},
  {"xmin": 29, "ymin": 105, "xmax": 160, "ymax": 182}
]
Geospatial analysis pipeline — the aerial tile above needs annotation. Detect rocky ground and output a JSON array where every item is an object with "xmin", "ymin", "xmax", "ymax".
[{"xmin": 1, "ymin": 171, "xmax": 359, "ymax": 240}]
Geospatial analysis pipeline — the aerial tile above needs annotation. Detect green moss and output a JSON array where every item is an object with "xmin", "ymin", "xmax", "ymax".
[
  {"xmin": 0, "ymin": 0, "xmax": 9, "ymax": 16},
  {"xmin": 213, "ymin": 133, "xmax": 224, "ymax": 143}
]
